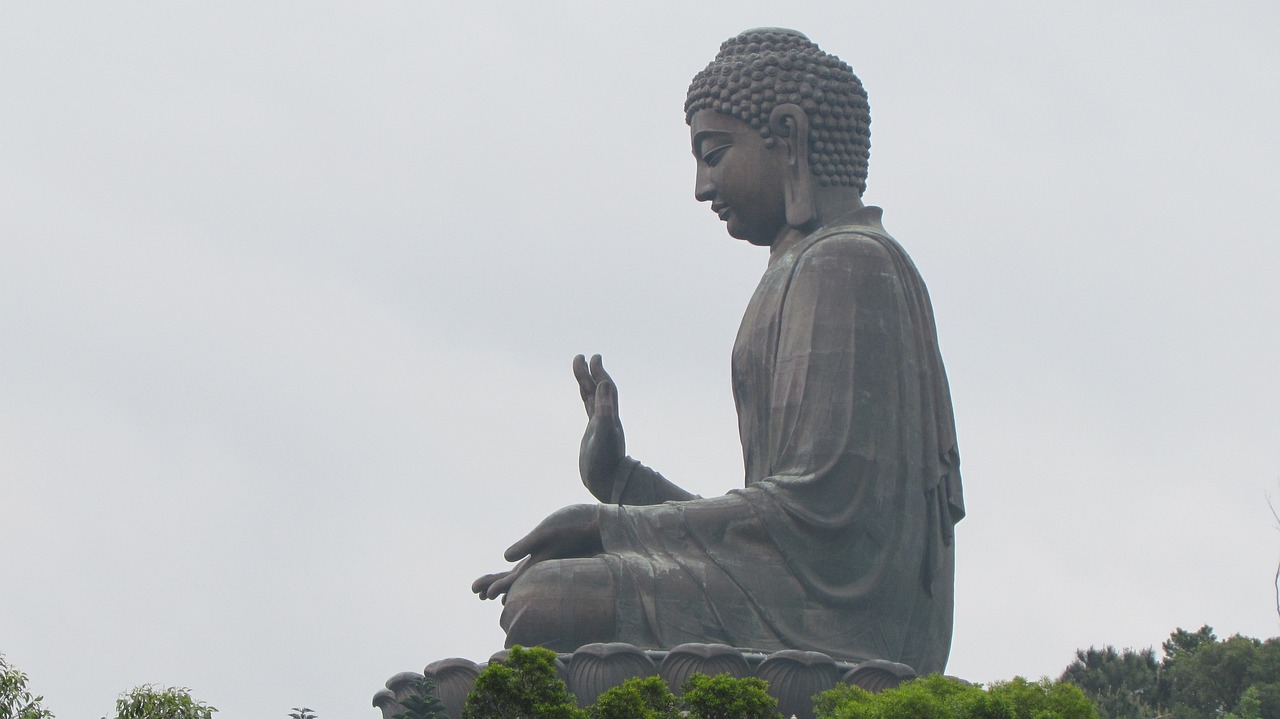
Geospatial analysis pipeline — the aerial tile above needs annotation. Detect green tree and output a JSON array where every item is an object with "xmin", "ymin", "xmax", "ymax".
[
  {"xmin": 811, "ymin": 684, "xmax": 875, "ymax": 719},
  {"xmin": 462, "ymin": 646, "xmax": 585, "ymax": 719},
  {"xmin": 288, "ymin": 708, "xmax": 317, "ymax": 719},
  {"xmin": 1162, "ymin": 625, "xmax": 1218, "ymax": 661},
  {"xmin": 818, "ymin": 675, "xmax": 959, "ymax": 719},
  {"xmin": 105, "ymin": 685, "xmax": 216, "ymax": 719},
  {"xmin": 1058, "ymin": 626, "xmax": 1280, "ymax": 719},
  {"xmin": 589, "ymin": 676, "xmax": 678, "ymax": 719},
  {"xmin": 678, "ymin": 674, "xmax": 779, "ymax": 719},
  {"xmin": 983, "ymin": 677, "xmax": 1099, "ymax": 719},
  {"xmin": 392, "ymin": 677, "xmax": 449, "ymax": 719},
  {"xmin": 814, "ymin": 674, "xmax": 1097, "ymax": 719},
  {"xmin": 0, "ymin": 654, "xmax": 54, "ymax": 719},
  {"xmin": 1058, "ymin": 645, "xmax": 1161, "ymax": 718},
  {"xmin": 1161, "ymin": 631, "xmax": 1280, "ymax": 719},
  {"xmin": 1226, "ymin": 685, "xmax": 1264, "ymax": 719}
]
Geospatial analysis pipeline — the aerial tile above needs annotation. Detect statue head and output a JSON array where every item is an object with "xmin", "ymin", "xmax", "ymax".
[{"xmin": 686, "ymin": 29, "xmax": 871, "ymax": 195}]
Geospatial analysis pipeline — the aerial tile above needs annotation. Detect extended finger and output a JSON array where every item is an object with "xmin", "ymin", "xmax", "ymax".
[
  {"xmin": 595, "ymin": 379, "xmax": 618, "ymax": 420},
  {"xmin": 484, "ymin": 558, "xmax": 530, "ymax": 599},
  {"xmin": 485, "ymin": 573, "xmax": 516, "ymax": 600},
  {"xmin": 588, "ymin": 354, "xmax": 614, "ymax": 387},
  {"xmin": 471, "ymin": 572, "xmax": 503, "ymax": 596},
  {"xmin": 573, "ymin": 354, "xmax": 596, "ymax": 414}
]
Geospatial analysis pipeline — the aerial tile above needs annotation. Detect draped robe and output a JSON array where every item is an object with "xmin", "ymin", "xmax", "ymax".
[{"xmin": 594, "ymin": 206, "xmax": 964, "ymax": 674}]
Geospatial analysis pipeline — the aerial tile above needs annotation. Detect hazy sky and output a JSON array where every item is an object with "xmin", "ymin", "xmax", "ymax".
[{"xmin": 3, "ymin": 2, "xmax": 1278, "ymax": 717}]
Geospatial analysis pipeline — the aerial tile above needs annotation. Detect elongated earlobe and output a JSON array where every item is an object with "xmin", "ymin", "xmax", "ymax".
[{"xmin": 768, "ymin": 104, "xmax": 816, "ymax": 228}]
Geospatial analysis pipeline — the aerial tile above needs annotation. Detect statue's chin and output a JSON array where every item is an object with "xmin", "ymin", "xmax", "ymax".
[{"xmin": 725, "ymin": 220, "xmax": 781, "ymax": 247}]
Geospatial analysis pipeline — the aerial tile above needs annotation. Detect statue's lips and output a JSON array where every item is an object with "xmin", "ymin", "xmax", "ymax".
[{"xmin": 712, "ymin": 204, "xmax": 732, "ymax": 221}]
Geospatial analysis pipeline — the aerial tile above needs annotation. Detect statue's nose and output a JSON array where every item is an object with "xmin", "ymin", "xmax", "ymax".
[{"xmin": 694, "ymin": 164, "xmax": 715, "ymax": 202}]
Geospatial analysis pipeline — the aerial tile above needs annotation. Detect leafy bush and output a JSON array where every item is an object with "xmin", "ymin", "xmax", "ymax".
[
  {"xmin": 104, "ymin": 685, "xmax": 215, "ymax": 719},
  {"xmin": 679, "ymin": 674, "xmax": 780, "ymax": 719},
  {"xmin": 589, "ymin": 676, "xmax": 678, "ymax": 719},
  {"xmin": 462, "ymin": 646, "xmax": 584, "ymax": 719},
  {"xmin": 813, "ymin": 674, "xmax": 1097, "ymax": 719}
]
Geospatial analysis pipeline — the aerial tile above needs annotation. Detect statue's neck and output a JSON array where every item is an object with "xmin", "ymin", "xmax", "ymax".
[{"xmin": 769, "ymin": 187, "xmax": 866, "ymax": 263}]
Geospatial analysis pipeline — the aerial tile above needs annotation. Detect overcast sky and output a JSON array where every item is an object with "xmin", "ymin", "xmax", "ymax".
[{"xmin": 3, "ymin": 2, "xmax": 1279, "ymax": 717}]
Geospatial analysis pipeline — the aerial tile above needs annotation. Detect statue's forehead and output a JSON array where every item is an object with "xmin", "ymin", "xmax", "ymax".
[{"xmin": 689, "ymin": 109, "xmax": 748, "ymax": 137}]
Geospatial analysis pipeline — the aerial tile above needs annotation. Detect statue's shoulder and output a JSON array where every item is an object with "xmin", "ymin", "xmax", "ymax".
[
  {"xmin": 807, "ymin": 229, "xmax": 892, "ymax": 258},
  {"xmin": 797, "ymin": 231, "xmax": 896, "ymax": 274},
  {"xmin": 798, "ymin": 205, "xmax": 897, "ymax": 263}
]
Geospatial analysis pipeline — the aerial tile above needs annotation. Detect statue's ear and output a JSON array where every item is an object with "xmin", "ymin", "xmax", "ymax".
[{"xmin": 768, "ymin": 103, "xmax": 815, "ymax": 228}]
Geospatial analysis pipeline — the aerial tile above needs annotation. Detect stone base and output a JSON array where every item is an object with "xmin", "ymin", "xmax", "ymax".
[{"xmin": 373, "ymin": 643, "xmax": 919, "ymax": 719}]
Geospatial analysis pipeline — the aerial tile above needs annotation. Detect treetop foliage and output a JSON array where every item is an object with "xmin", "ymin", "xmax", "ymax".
[
  {"xmin": 812, "ymin": 674, "xmax": 1097, "ymax": 719},
  {"xmin": 1162, "ymin": 625, "xmax": 1218, "ymax": 661},
  {"xmin": 103, "ymin": 685, "xmax": 216, "ymax": 719},
  {"xmin": 679, "ymin": 674, "xmax": 779, "ymax": 719},
  {"xmin": 392, "ymin": 676, "xmax": 449, "ymax": 719},
  {"xmin": 1060, "ymin": 625, "xmax": 1280, "ymax": 719},
  {"xmin": 462, "ymin": 646, "xmax": 584, "ymax": 719},
  {"xmin": 589, "ymin": 676, "xmax": 678, "ymax": 719},
  {"xmin": 0, "ymin": 654, "xmax": 54, "ymax": 719}
]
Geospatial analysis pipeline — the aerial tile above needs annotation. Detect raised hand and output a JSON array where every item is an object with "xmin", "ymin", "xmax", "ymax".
[
  {"xmin": 574, "ymin": 354, "xmax": 626, "ymax": 502},
  {"xmin": 471, "ymin": 503, "xmax": 603, "ymax": 601}
]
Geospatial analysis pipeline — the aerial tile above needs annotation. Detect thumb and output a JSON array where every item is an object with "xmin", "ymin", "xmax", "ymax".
[{"xmin": 504, "ymin": 530, "xmax": 538, "ymax": 563}]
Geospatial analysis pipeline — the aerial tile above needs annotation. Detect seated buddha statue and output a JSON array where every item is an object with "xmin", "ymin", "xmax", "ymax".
[{"xmin": 472, "ymin": 27, "xmax": 964, "ymax": 675}]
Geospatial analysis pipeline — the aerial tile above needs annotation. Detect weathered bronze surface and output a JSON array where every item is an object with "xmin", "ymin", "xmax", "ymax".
[{"xmin": 472, "ymin": 28, "xmax": 964, "ymax": 675}]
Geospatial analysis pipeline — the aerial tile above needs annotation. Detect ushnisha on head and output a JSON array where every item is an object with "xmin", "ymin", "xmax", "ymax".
[{"xmin": 685, "ymin": 28, "xmax": 871, "ymax": 196}]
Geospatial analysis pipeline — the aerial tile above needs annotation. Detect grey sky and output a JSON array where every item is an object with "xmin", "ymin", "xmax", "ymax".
[{"xmin": 2, "ymin": 2, "xmax": 1278, "ymax": 717}]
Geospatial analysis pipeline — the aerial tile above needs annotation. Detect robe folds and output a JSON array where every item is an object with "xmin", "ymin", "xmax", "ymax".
[{"xmin": 597, "ymin": 206, "xmax": 964, "ymax": 674}]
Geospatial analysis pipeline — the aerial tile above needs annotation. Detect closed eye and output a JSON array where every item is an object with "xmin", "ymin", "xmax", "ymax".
[{"xmin": 703, "ymin": 145, "xmax": 730, "ymax": 166}]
